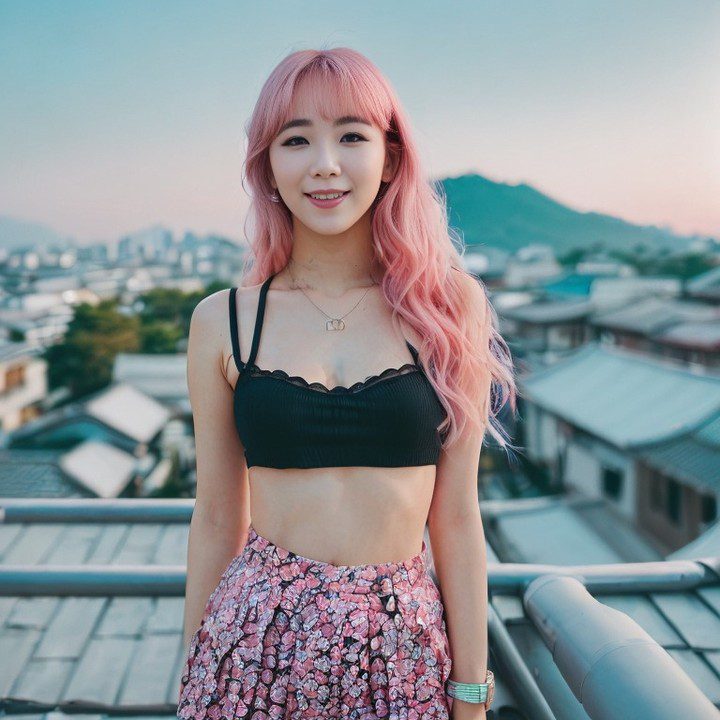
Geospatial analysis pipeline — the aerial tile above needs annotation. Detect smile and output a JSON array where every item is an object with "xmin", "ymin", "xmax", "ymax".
[{"xmin": 304, "ymin": 191, "xmax": 350, "ymax": 209}]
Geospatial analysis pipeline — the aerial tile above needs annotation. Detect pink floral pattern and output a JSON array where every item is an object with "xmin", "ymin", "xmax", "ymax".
[{"xmin": 177, "ymin": 525, "xmax": 453, "ymax": 719}]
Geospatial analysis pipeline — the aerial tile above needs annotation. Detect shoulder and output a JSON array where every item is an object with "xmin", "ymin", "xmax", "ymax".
[
  {"xmin": 189, "ymin": 284, "xmax": 267, "ymax": 381},
  {"xmin": 191, "ymin": 282, "xmax": 263, "ymax": 330},
  {"xmin": 190, "ymin": 288, "xmax": 232, "ymax": 334},
  {"xmin": 187, "ymin": 290, "xmax": 233, "ymax": 372}
]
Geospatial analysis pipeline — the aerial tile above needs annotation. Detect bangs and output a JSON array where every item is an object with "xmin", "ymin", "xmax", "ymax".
[{"xmin": 275, "ymin": 60, "xmax": 392, "ymax": 136}]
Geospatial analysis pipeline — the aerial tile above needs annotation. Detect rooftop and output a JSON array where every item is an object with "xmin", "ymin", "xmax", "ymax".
[
  {"xmin": 0, "ymin": 497, "xmax": 718, "ymax": 719},
  {"xmin": 520, "ymin": 342, "xmax": 720, "ymax": 448}
]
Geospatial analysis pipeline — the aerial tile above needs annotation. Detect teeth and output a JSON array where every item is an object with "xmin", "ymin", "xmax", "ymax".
[{"xmin": 310, "ymin": 192, "xmax": 344, "ymax": 200}]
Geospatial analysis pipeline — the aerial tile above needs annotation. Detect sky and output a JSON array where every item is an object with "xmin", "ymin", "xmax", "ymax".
[{"xmin": 1, "ymin": 0, "xmax": 719, "ymax": 245}]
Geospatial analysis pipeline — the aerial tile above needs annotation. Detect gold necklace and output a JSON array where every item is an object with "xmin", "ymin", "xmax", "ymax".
[{"xmin": 287, "ymin": 259, "xmax": 379, "ymax": 332}]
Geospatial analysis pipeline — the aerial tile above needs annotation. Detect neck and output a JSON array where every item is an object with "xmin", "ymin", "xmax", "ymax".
[{"xmin": 285, "ymin": 213, "xmax": 383, "ymax": 296}]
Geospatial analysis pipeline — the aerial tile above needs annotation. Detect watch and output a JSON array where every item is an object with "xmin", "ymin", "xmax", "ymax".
[{"xmin": 446, "ymin": 670, "xmax": 495, "ymax": 709}]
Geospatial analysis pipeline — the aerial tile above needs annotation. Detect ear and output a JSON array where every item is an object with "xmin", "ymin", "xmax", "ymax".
[{"xmin": 381, "ymin": 147, "xmax": 400, "ymax": 184}]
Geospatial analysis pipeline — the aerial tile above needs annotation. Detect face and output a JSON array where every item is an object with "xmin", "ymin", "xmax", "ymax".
[{"xmin": 268, "ymin": 96, "xmax": 395, "ymax": 237}]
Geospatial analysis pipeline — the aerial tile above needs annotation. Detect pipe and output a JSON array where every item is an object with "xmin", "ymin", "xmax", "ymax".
[{"xmin": 524, "ymin": 574, "xmax": 720, "ymax": 720}]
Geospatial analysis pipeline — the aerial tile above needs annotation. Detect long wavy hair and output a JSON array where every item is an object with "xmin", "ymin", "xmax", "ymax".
[{"xmin": 239, "ymin": 46, "xmax": 518, "ymax": 454}]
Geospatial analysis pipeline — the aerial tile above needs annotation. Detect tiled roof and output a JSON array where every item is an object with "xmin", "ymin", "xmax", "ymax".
[
  {"xmin": 656, "ymin": 320, "xmax": 720, "ymax": 349},
  {"xmin": 669, "ymin": 518, "xmax": 720, "ymax": 561},
  {"xmin": 0, "ymin": 499, "xmax": 190, "ymax": 714},
  {"xmin": 591, "ymin": 296, "xmax": 719, "ymax": 334},
  {"xmin": 631, "ymin": 412, "xmax": 720, "ymax": 494},
  {"xmin": 482, "ymin": 492, "xmax": 664, "ymax": 565},
  {"xmin": 85, "ymin": 384, "xmax": 172, "ymax": 444},
  {"xmin": 501, "ymin": 297, "xmax": 595, "ymax": 324},
  {"xmin": 687, "ymin": 266, "xmax": 720, "ymax": 293},
  {"xmin": 58, "ymin": 440, "xmax": 138, "ymax": 498},
  {"xmin": 0, "ymin": 340, "xmax": 40, "ymax": 364},
  {"xmin": 541, "ymin": 272, "xmax": 602, "ymax": 297},
  {"xmin": 0, "ymin": 450, "xmax": 89, "ymax": 498},
  {"xmin": 519, "ymin": 342, "xmax": 720, "ymax": 448},
  {"xmin": 1, "ymin": 498, "xmax": 718, "ymax": 718},
  {"xmin": 491, "ymin": 560, "xmax": 720, "ymax": 718},
  {"xmin": 113, "ymin": 353, "xmax": 189, "ymax": 406},
  {"xmin": 9, "ymin": 382, "xmax": 171, "ymax": 447}
]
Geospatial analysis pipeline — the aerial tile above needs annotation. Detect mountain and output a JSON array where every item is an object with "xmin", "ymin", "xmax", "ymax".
[
  {"xmin": 0, "ymin": 216, "xmax": 77, "ymax": 252},
  {"xmin": 439, "ymin": 173, "xmax": 707, "ymax": 255}
]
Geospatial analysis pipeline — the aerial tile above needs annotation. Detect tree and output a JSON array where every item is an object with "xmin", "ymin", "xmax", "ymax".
[{"xmin": 43, "ymin": 300, "xmax": 140, "ymax": 398}]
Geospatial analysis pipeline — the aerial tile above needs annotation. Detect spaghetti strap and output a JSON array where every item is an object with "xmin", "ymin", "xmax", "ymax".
[
  {"xmin": 405, "ymin": 339, "xmax": 420, "ymax": 365},
  {"xmin": 228, "ymin": 287, "xmax": 242, "ymax": 371},
  {"xmin": 246, "ymin": 273, "xmax": 275, "ymax": 368}
]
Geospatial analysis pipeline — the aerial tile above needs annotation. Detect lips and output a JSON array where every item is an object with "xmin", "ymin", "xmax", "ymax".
[
  {"xmin": 304, "ymin": 190, "xmax": 351, "ymax": 209},
  {"xmin": 304, "ymin": 191, "xmax": 350, "ymax": 198}
]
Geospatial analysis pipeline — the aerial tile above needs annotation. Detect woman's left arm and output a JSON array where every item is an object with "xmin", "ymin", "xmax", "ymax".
[
  {"xmin": 427, "ymin": 272, "xmax": 492, "ymax": 720},
  {"xmin": 428, "ymin": 421, "xmax": 489, "ymax": 720}
]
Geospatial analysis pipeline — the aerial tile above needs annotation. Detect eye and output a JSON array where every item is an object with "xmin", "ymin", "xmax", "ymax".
[
  {"xmin": 282, "ymin": 136, "xmax": 308, "ymax": 147},
  {"xmin": 281, "ymin": 132, "xmax": 367, "ymax": 147}
]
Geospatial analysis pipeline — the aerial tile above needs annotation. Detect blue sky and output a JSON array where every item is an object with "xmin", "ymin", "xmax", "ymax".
[{"xmin": 1, "ymin": 0, "xmax": 718, "ymax": 243}]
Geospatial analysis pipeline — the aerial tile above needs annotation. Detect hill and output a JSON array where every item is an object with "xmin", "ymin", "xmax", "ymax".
[{"xmin": 440, "ymin": 173, "xmax": 703, "ymax": 255}]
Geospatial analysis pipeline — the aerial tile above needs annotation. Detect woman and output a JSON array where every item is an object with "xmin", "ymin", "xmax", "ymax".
[{"xmin": 177, "ymin": 47, "xmax": 517, "ymax": 720}]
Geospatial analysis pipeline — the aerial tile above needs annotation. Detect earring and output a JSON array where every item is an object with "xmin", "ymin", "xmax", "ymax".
[{"xmin": 269, "ymin": 190, "xmax": 281, "ymax": 203}]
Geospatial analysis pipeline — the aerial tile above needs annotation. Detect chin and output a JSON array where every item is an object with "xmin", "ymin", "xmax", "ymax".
[
  {"xmin": 307, "ymin": 223, "xmax": 356, "ymax": 237},
  {"xmin": 299, "ymin": 214, "xmax": 363, "ymax": 235}
]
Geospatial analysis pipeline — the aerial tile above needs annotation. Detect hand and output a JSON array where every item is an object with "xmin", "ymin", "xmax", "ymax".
[{"xmin": 450, "ymin": 698, "xmax": 488, "ymax": 720}]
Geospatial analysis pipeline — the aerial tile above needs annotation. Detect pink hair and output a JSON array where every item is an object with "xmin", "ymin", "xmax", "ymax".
[{"xmin": 239, "ymin": 47, "xmax": 518, "ymax": 454}]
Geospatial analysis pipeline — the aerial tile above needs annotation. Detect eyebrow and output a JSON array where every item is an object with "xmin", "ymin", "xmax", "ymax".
[{"xmin": 277, "ymin": 115, "xmax": 371, "ymax": 135}]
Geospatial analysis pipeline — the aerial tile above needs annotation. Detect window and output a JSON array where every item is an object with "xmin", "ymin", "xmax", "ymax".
[
  {"xmin": 5, "ymin": 364, "xmax": 25, "ymax": 391},
  {"xmin": 702, "ymin": 494, "xmax": 717, "ymax": 525},
  {"xmin": 650, "ymin": 475, "xmax": 663, "ymax": 511},
  {"xmin": 667, "ymin": 479, "xmax": 681, "ymax": 525},
  {"xmin": 602, "ymin": 466, "xmax": 623, "ymax": 500}
]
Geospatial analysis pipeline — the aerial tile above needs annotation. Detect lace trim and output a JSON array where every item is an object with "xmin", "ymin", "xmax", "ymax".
[{"xmin": 239, "ymin": 361, "xmax": 422, "ymax": 394}]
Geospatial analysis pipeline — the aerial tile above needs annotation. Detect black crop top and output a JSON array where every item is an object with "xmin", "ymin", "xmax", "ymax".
[{"xmin": 230, "ymin": 273, "xmax": 448, "ymax": 469}]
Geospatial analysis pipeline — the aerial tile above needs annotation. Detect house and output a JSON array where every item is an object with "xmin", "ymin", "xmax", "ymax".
[
  {"xmin": 504, "ymin": 244, "xmax": 563, "ymax": 289},
  {"xmin": 0, "ymin": 341, "xmax": 47, "ymax": 439},
  {"xmin": 631, "ymin": 412, "xmax": 720, "ymax": 549},
  {"xmin": 113, "ymin": 353, "xmax": 190, "ymax": 415},
  {"xmin": 591, "ymin": 295, "xmax": 720, "ymax": 354},
  {"xmin": 500, "ymin": 297, "xmax": 595, "ymax": 360},
  {"xmin": 686, "ymin": 266, "xmax": 720, "ymax": 304},
  {"xmin": 653, "ymin": 320, "xmax": 720, "ymax": 369},
  {"xmin": 519, "ymin": 342, "xmax": 720, "ymax": 548},
  {"xmin": 8, "ymin": 382, "xmax": 171, "ymax": 454},
  {"xmin": 6, "ymin": 383, "xmax": 174, "ymax": 498}
]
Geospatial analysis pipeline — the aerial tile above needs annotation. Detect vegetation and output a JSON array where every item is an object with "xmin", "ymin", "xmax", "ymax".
[{"xmin": 42, "ymin": 279, "xmax": 227, "ymax": 400}]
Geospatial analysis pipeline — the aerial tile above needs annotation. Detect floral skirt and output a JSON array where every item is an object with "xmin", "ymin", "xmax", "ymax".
[{"xmin": 177, "ymin": 524, "xmax": 453, "ymax": 719}]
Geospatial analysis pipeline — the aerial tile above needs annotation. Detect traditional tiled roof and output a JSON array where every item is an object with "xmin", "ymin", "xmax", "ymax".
[
  {"xmin": 520, "ymin": 342, "xmax": 720, "ymax": 448},
  {"xmin": 0, "ymin": 497, "xmax": 718, "ymax": 718}
]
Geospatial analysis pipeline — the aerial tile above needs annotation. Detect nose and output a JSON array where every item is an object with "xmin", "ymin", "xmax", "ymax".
[{"xmin": 309, "ymin": 139, "xmax": 342, "ymax": 178}]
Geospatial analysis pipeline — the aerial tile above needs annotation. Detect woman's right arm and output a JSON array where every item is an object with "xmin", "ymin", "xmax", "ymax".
[{"xmin": 182, "ymin": 289, "xmax": 251, "ymax": 651}]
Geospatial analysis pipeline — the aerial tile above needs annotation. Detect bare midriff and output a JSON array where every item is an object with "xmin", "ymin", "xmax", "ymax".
[{"xmin": 247, "ymin": 465, "xmax": 437, "ymax": 567}]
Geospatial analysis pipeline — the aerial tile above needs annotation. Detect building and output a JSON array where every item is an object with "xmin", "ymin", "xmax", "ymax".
[{"xmin": 519, "ymin": 342, "xmax": 720, "ymax": 549}]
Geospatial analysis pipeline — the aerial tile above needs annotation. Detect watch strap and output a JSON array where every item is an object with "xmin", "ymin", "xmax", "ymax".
[{"xmin": 446, "ymin": 670, "xmax": 494, "ymax": 707}]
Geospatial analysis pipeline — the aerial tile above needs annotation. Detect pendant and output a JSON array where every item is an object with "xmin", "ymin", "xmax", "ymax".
[{"xmin": 326, "ymin": 318, "xmax": 345, "ymax": 331}]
